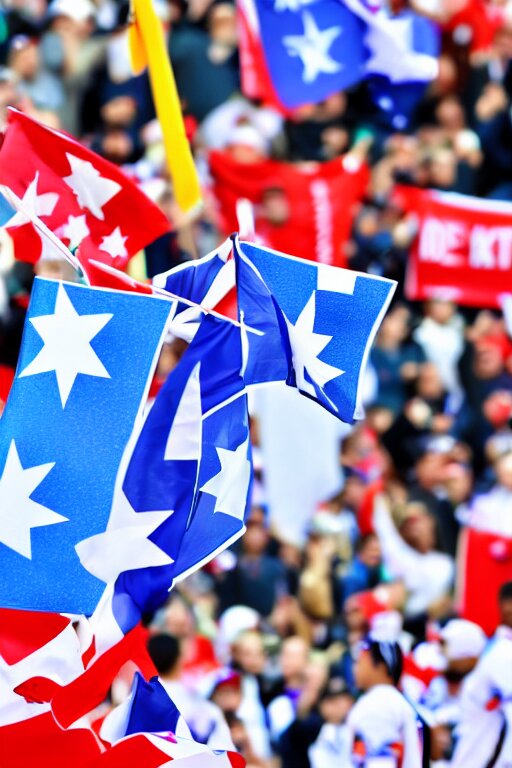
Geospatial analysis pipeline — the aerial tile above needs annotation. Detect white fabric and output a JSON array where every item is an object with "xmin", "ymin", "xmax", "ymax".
[
  {"xmin": 308, "ymin": 723, "xmax": 352, "ymax": 768},
  {"xmin": 413, "ymin": 316, "xmax": 464, "ymax": 396},
  {"xmin": 458, "ymin": 486, "xmax": 512, "ymax": 537},
  {"xmin": 346, "ymin": 685, "xmax": 422, "ymax": 768},
  {"xmin": 267, "ymin": 693, "xmax": 296, "ymax": 743},
  {"xmin": 0, "ymin": 621, "xmax": 84, "ymax": 726},
  {"xmin": 373, "ymin": 500, "xmax": 454, "ymax": 616},
  {"xmin": 250, "ymin": 383, "xmax": 348, "ymax": 546},
  {"xmin": 160, "ymin": 680, "xmax": 233, "ymax": 751},
  {"xmin": 451, "ymin": 627, "xmax": 512, "ymax": 768},
  {"xmin": 236, "ymin": 674, "xmax": 271, "ymax": 759}
]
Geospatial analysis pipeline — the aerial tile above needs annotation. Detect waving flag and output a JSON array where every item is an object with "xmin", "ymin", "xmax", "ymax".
[
  {"xmin": 76, "ymin": 312, "xmax": 251, "ymax": 648},
  {"xmin": 238, "ymin": 0, "xmax": 439, "ymax": 110},
  {"xmin": 0, "ymin": 109, "xmax": 170, "ymax": 267},
  {"xmin": 235, "ymin": 238, "xmax": 396, "ymax": 422},
  {"xmin": 153, "ymin": 238, "xmax": 237, "ymax": 340},
  {"xmin": 0, "ymin": 278, "xmax": 172, "ymax": 614}
]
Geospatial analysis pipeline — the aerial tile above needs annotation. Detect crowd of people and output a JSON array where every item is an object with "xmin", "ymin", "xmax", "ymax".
[{"xmin": 1, "ymin": 0, "xmax": 512, "ymax": 765}]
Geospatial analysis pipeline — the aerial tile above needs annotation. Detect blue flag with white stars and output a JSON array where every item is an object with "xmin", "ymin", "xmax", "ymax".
[
  {"xmin": 0, "ymin": 278, "xmax": 172, "ymax": 615},
  {"xmin": 77, "ymin": 312, "xmax": 252, "ymax": 635},
  {"xmin": 235, "ymin": 238, "xmax": 396, "ymax": 423},
  {"xmin": 256, "ymin": 0, "xmax": 367, "ymax": 108},
  {"xmin": 249, "ymin": 0, "xmax": 438, "ymax": 110}
]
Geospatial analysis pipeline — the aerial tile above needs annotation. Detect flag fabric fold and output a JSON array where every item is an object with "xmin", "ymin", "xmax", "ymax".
[
  {"xmin": 0, "ymin": 278, "xmax": 172, "ymax": 614},
  {"xmin": 0, "ymin": 108, "xmax": 170, "ymax": 267}
]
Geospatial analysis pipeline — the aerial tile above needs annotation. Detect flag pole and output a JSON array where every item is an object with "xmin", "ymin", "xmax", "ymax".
[{"xmin": 128, "ymin": 0, "xmax": 203, "ymax": 220}]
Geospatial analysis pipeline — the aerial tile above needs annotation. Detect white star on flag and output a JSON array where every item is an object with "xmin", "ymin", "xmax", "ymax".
[
  {"xmin": 7, "ymin": 172, "xmax": 59, "ymax": 227},
  {"xmin": 200, "ymin": 437, "xmax": 251, "ymax": 522},
  {"xmin": 364, "ymin": 15, "xmax": 438, "ymax": 83},
  {"xmin": 63, "ymin": 153, "xmax": 121, "ymax": 221},
  {"xmin": 100, "ymin": 227, "xmax": 128, "ymax": 261},
  {"xmin": 75, "ymin": 491, "xmax": 174, "ymax": 584},
  {"xmin": 283, "ymin": 11, "xmax": 343, "ymax": 83},
  {"xmin": 60, "ymin": 214, "xmax": 90, "ymax": 250},
  {"xmin": 0, "ymin": 440, "xmax": 67, "ymax": 559},
  {"xmin": 283, "ymin": 292, "xmax": 343, "ymax": 402},
  {"xmin": 19, "ymin": 283, "xmax": 113, "ymax": 407}
]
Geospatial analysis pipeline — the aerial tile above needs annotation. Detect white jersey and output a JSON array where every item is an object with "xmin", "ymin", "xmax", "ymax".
[
  {"xmin": 451, "ymin": 626, "xmax": 512, "ymax": 768},
  {"xmin": 346, "ymin": 685, "xmax": 423, "ymax": 768}
]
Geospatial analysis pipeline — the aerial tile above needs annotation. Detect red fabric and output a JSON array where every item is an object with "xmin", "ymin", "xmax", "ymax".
[
  {"xmin": 357, "ymin": 480, "xmax": 385, "ymax": 536},
  {"xmin": 0, "ymin": 365, "xmax": 14, "ymax": 404},
  {"xmin": 17, "ymin": 625, "xmax": 157, "ymax": 729},
  {"xmin": 83, "ymin": 735, "xmax": 170, "ymax": 768},
  {"xmin": 395, "ymin": 185, "xmax": 512, "ymax": 309},
  {"xmin": 457, "ymin": 528, "xmax": 512, "ymax": 636},
  {"xmin": 210, "ymin": 151, "xmax": 368, "ymax": 267},
  {"xmin": 79, "ymin": 257, "xmax": 154, "ymax": 294},
  {"xmin": 237, "ymin": 0, "xmax": 291, "ymax": 115},
  {"xmin": 0, "ymin": 712, "xmax": 102, "ymax": 768},
  {"xmin": 0, "ymin": 108, "xmax": 169, "ymax": 267},
  {"xmin": 443, "ymin": 0, "xmax": 504, "ymax": 52},
  {"xmin": 0, "ymin": 609, "xmax": 70, "ymax": 665}
]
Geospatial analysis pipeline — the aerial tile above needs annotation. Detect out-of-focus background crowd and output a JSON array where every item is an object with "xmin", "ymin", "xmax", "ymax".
[{"xmin": 1, "ymin": 0, "xmax": 512, "ymax": 765}]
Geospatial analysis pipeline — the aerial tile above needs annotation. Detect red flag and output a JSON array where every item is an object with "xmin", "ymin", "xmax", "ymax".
[
  {"xmin": 395, "ymin": 185, "xmax": 512, "ymax": 309},
  {"xmin": 209, "ymin": 150, "xmax": 368, "ymax": 267},
  {"xmin": 16, "ymin": 625, "xmax": 156, "ymax": 729},
  {"xmin": 457, "ymin": 527, "xmax": 512, "ymax": 635},
  {"xmin": 0, "ymin": 609, "xmax": 70, "ymax": 666},
  {"xmin": 0, "ymin": 712, "xmax": 102, "ymax": 768},
  {"xmin": 0, "ymin": 108, "xmax": 170, "ymax": 268}
]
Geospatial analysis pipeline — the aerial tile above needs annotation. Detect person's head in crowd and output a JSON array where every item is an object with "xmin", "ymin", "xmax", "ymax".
[
  {"xmin": 427, "ymin": 147, "xmax": 458, "ymax": 190},
  {"xmin": 428, "ymin": 53, "xmax": 458, "ymax": 97},
  {"xmin": 439, "ymin": 619, "xmax": 487, "ymax": 682},
  {"xmin": 231, "ymin": 630, "xmax": 267, "ymax": 677},
  {"xmin": 147, "ymin": 632, "xmax": 181, "ymax": 679},
  {"xmin": 318, "ymin": 676, "xmax": 354, "ymax": 724},
  {"xmin": 207, "ymin": 3, "xmax": 238, "ymax": 48},
  {"xmin": 415, "ymin": 361, "xmax": 447, "ymax": 403},
  {"xmin": 159, "ymin": 593, "xmax": 196, "ymax": 639},
  {"xmin": 0, "ymin": 67, "xmax": 20, "ymax": 123},
  {"xmin": 493, "ymin": 450, "xmax": 512, "ymax": 491},
  {"xmin": 240, "ymin": 508, "xmax": 269, "ymax": 558},
  {"xmin": 354, "ymin": 533, "xmax": 382, "ymax": 570},
  {"xmin": 209, "ymin": 669, "xmax": 243, "ymax": 715},
  {"xmin": 499, "ymin": 581, "xmax": 512, "ymax": 628},
  {"xmin": 260, "ymin": 184, "xmax": 290, "ymax": 226},
  {"xmin": 483, "ymin": 390, "xmax": 512, "ymax": 433},
  {"xmin": 423, "ymin": 297, "xmax": 459, "ymax": 326},
  {"xmin": 8, "ymin": 35, "xmax": 39, "ymax": 82},
  {"xmin": 353, "ymin": 634, "xmax": 404, "ymax": 691},
  {"xmin": 46, "ymin": 0, "xmax": 96, "ymax": 39},
  {"xmin": 279, "ymin": 636, "xmax": 310, "ymax": 687},
  {"xmin": 473, "ymin": 332, "xmax": 511, "ymax": 380},
  {"xmin": 226, "ymin": 123, "xmax": 268, "ymax": 164},
  {"xmin": 375, "ymin": 304, "xmax": 411, "ymax": 349},
  {"xmin": 398, "ymin": 504, "xmax": 438, "ymax": 554}
]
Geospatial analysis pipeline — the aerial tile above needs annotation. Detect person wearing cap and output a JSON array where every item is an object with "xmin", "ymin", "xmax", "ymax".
[
  {"xmin": 450, "ymin": 582, "xmax": 512, "ymax": 768},
  {"xmin": 7, "ymin": 33, "xmax": 64, "ymax": 119},
  {"xmin": 346, "ymin": 633, "xmax": 423, "ymax": 767},
  {"xmin": 276, "ymin": 673, "xmax": 354, "ymax": 768}
]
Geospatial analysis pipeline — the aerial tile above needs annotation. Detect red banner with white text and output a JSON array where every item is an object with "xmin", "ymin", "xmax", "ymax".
[
  {"xmin": 395, "ymin": 186, "xmax": 512, "ymax": 308},
  {"xmin": 209, "ymin": 151, "xmax": 369, "ymax": 268}
]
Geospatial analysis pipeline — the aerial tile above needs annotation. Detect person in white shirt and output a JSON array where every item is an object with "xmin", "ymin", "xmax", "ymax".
[
  {"xmin": 346, "ymin": 633, "xmax": 423, "ymax": 768},
  {"xmin": 457, "ymin": 451, "xmax": 512, "ymax": 537},
  {"xmin": 373, "ymin": 496, "xmax": 454, "ymax": 618},
  {"xmin": 450, "ymin": 582, "xmax": 512, "ymax": 768},
  {"xmin": 147, "ymin": 633, "xmax": 234, "ymax": 751}
]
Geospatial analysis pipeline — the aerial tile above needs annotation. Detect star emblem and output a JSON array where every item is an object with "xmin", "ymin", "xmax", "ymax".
[
  {"xmin": 59, "ymin": 214, "xmax": 90, "ymax": 250},
  {"xmin": 283, "ymin": 11, "xmax": 343, "ymax": 83},
  {"xmin": 75, "ymin": 491, "xmax": 174, "ymax": 584},
  {"xmin": 99, "ymin": 227, "xmax": 128, "ymax": 262},
  {"xmin": 19, "ymin": 283, "xmax": 113, "ymax": 407},
  {"xmin": 365, "ymin": 15, "xmax": 438, "ymax": 83},
  {"xmin": 0, "ymin": 440, "xmax": 67, "ymax": 559},
  {"xmin": 63, "ymin": 153, "xmax": 121, "ymax": 221},
  {"xmin": 200, "ymin": 436, "xmax": 251, "ymax": 522},
  {"xmin": 283, "ymin": 292, "xmax": 343, "ymax": 400},
  {"xmin": 7, "ymin": 172, "xmax": 59, "ymax": 227}
]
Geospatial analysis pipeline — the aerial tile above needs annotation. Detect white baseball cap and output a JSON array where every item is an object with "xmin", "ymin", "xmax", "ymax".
[
  {"xmin": 440, "ymin": 620, "xmax": 487, "ymax": 661},
  {"xmin": 48, "ymin": 0, "xmax": 96, "ymax": 23}
]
